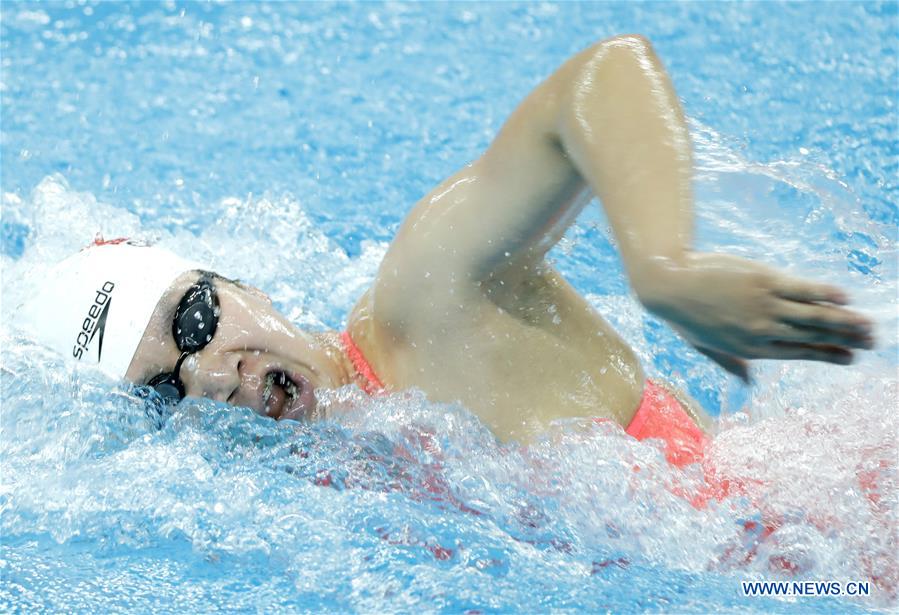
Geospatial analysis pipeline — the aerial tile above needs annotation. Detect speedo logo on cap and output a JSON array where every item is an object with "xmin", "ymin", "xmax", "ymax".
[{"xmin": 72, "ymin": 281, "xmax": 115, "ymax": 362}]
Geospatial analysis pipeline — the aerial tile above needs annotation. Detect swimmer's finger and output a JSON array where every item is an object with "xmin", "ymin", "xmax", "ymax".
[
  {"xmin": 772, "ymin": 277, "xmax": 849, "ymax": 305},
  {"xmin": 769, "ymin": 321, "xmax": 874, "ymax": 350},
  {"xmin": 695, "ymin": 345, "xmax": 751, "ymax": 383},
  {"xmin": 765, "ymin": 341, "xmax": 854, "ymax": 365},
  {"xmin": 775, "ymin": 300, "xmax": 874, "ymax": 340}
]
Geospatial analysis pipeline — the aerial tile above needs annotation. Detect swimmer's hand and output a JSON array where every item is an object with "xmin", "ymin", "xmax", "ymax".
[{"xmin": 635, "ymin": 252, "xmax": 875, "ymax": 382}]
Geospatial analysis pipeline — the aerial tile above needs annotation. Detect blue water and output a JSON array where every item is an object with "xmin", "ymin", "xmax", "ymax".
[{"xmin": 2, "ymin": 2, "xmax": 897, "ymax": 612}]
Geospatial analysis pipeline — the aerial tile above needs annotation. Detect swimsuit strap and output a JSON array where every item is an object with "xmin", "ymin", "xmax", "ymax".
[{"xmin": 340, "ymin": 331, "xmax": 386, "ymax": 395}]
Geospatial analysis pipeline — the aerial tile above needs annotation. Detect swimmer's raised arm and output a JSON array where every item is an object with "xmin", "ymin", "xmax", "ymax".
[{"xmin": 382, "ymin": 34, "xmax": 873, "ymax": 379}]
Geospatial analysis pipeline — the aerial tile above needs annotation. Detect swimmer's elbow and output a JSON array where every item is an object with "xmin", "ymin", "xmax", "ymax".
[
  {"xmin": 606, "ymin": 34, "xmax": 657, "ymax": 57},
  {"xmin": 556, "ymin": 33, "xmax": 664, "ymax": 147},
  {"xmin": 607, "ymin": 33, "xmax": 654, "ymax": 49},
  {"xmin": 563, "ymin": 33, "xmax": 659, "ymax": 106},
  {"xmin": 589, "ymin": 33, "xmax": 655, "ymax": 56}
]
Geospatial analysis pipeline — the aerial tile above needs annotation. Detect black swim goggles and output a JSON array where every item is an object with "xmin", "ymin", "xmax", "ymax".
[{"xmin": 146, "ymin": 272, "xmax": 220, "ymax": 405}]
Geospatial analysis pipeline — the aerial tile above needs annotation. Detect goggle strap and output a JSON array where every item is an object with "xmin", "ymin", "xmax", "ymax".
[{"xmin": 172, "ymin": 351, "xmax": 189, "ymax": 379}]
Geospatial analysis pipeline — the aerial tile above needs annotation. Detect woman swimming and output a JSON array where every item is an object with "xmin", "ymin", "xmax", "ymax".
[{"xmin": 19, "ymin": 35, "xmax": 874, "ymax": 448}]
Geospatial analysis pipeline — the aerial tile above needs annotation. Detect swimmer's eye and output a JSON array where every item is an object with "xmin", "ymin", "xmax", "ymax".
[
  {"xmin": 144, "ymin": 273, "xmax": 221, "ymax": 404},
  {"xmin": 173, "ymin": 274, "xmax": 220, "ymax": 353}
]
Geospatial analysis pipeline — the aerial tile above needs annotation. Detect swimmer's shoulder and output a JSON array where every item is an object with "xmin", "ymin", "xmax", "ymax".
[{"xmin": 345, "ymin": 284, "xmax": 426, "ymax": 388}]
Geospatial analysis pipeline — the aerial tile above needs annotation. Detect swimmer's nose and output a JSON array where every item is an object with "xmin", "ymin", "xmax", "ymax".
[{"xmin": 180, "ymin": 351, "xmax": 241, "ymax": 403}]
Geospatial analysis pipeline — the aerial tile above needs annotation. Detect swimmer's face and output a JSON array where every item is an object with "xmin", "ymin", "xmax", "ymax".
[{"xmin": 125, "ymin": 271, "xmax": 351, "ymax": 420}]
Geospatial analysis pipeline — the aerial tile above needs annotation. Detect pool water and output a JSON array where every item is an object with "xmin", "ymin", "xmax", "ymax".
[{"xmin": 2, "ymin": 2, "xmax": 896, "ymax": 612}]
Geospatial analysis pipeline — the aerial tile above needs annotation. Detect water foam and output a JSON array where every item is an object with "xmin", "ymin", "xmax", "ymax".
[{"xmin": 2, "ymin": 140, "xmax": 895, "ymax": 613}]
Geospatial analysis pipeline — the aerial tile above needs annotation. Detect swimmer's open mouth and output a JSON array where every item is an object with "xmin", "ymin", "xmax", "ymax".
[{"xmin": 262, "ymin": 370, "xmax": 302, "ymax": 419}]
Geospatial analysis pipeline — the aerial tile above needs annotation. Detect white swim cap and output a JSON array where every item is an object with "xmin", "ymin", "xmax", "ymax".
[{"xmin": 16, "ymin": 239, "xmax": 201, "ymax": 379}]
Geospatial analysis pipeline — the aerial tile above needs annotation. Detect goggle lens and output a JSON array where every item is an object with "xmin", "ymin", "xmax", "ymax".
[
  {"xmin": 173, "ymin": 276, "xmax": 219, "ymax": 353},
  {"xmin": 146, "ymin": 273, "xmax": 220, "ymax": 406},
  {"xmin": 147, "ymin": 371, "xmax": 185, "ymax": 406}
]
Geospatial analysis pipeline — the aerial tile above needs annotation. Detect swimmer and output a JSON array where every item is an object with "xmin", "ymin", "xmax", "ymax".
[{"xmin": 19, "ymin": 35, "xmax": 874, "ymax": 449}]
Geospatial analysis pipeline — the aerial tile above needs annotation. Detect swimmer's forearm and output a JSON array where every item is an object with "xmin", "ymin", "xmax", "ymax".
[{"xmin": 555, "ymin": 35, "xmax": 694, "ymax": 301}]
